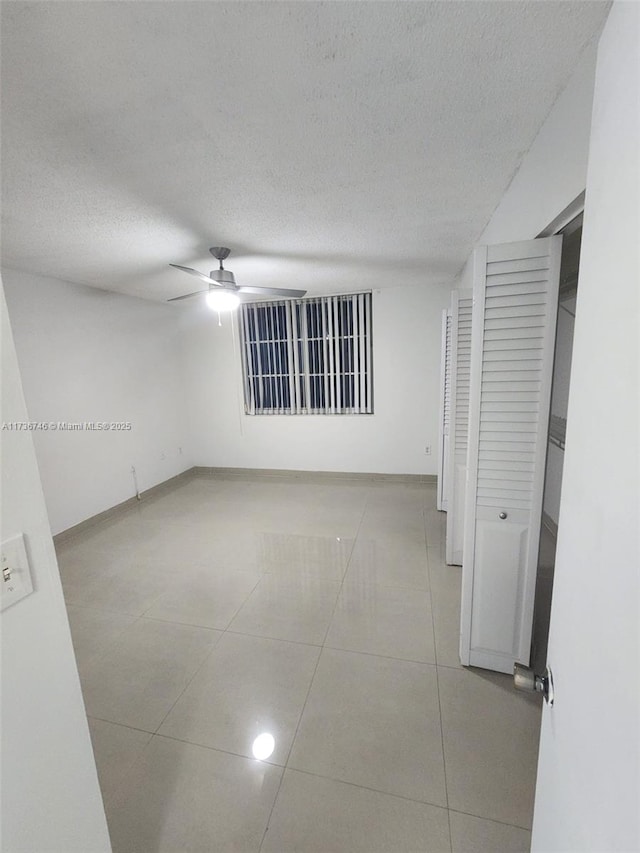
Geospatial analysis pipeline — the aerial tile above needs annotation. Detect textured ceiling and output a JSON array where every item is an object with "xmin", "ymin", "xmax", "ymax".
[{"xmin": 1, "ymin": 1, "xmax": 609, "ymax": 302}]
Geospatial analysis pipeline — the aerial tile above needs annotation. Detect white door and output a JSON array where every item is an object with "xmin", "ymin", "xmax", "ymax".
[
  {"xmin": 533, "ymin": 4, "xmax": 639, "ymax": 849},
  {"xmin": 445, "ymin": 290, "xmax": 472, "ymax": 565},
  {"xmin": 460, "ymin": 237, "xmax": 561, "ymax": 673},
  {"xmin": 436, "ymin": 309, "xmax": 452, "ymax": 512}
]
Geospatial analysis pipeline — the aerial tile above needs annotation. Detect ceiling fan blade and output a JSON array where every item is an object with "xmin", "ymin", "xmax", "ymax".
[
  {"xmin": 238, "ymin": 285, "xmax": 307, "ymax": 298},
  {"xmin": 169, "ymin": 263, "xmax": 219, "ymax": 286},
  {"xmin": 167, "ymin": 289, "xmax": 207, "ymax": 302}
]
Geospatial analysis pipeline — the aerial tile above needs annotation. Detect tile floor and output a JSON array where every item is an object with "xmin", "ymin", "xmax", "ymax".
[{"xmin": 57, "ymin": 473, "xmax": 541, "ymax": 853}]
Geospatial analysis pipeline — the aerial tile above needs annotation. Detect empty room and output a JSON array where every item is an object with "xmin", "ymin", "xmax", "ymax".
[{"xmin": 1, "ymin": 2, "xmax": 638, "ymax": 853}]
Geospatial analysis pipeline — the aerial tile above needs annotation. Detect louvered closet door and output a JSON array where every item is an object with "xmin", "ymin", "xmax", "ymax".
[
  {"xmin": 445, "ymin": 290, "xmax": 472, "ymax": 565},
  {"xmin": 460, "ymin": 237, "xmax": 561, "ymax": 673},
  {"xmin": 437, "ymin": 309, "xmax": 452, "ymax": 511}
]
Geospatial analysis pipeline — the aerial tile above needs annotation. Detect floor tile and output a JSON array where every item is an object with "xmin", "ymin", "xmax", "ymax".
[
  {"xmin": 59, "ymin": 475, "xmax": 544, "ymax": 851},
  {"xmin": 80, "ymin": 618, "xmax": 221, "ymax": 732},
  {"xmin": 62, "ymin": 561, "xmax": 173, "ymax": 616},
  {"xmin": 428, "ymin": 550, "xmax": 463, "ymax": 669},
  {"xmin": 325, "ymin": 583, "xmax": 435, "ymax": 663},
  {"xmin": 344, "ymin": 536, "xmax": 430, "ymax": 590},
  {"xmin": 88, "ymin": 718, "xmax": 152, "ymax": 805},
  {"xmin": 259, "ymin": 532, "xmax": 353, "ymax": 581},
  {"xmin": 262, "ymin": 769, "xmax": 451, "ymax": 853},
  {"xmin": 426, "ymin": 532, "xmax": 446, "ymax": 565},
  {"xmin": 358, "ymin": 509, "xmax": 427, "ymax": 543},
  {"xmin": 228, "ymin": 574, "xmax": 341, "ymax": 644},
  {"xmin": 159, "ymin": 632, "xmax": 320, "ymax": 765},
  {"xmin": 366, "ymin": 483, "xmax": 432, "ymax": 512},
  {"xmin": 142, "ymin": 566, "xmax": 262, "ymax": 629},
  {"xmin": 65, "ymin": 605, "xmax": 137, "ymax": 674},
  {"xmin": 56, "ymin": 544, "xmax": 123, "ymax": 603},
  {"xmin": 146, "ymin": 522, "xmax": 264, "ymax": 570},
  {"xmin": 449, "ymin": 810, "xmax": 531, "ymax": 852},
  {"xmin": 240, "ymin": 502, "xmax": 362, "ymax": 539},
  {"xmin": 106, "ymin": 735, "xmax": 282, "ymax": 853},
  {"xmin": 438, "ymin": 667, "xmax": 542, "ymax": 828},
  {"xmin": 425, "ymin": 508, "xmax": 446, "ymax": 548},
  {"xmin": 289, "ymin": 648, "xmax": 447, "ymax": 806}
]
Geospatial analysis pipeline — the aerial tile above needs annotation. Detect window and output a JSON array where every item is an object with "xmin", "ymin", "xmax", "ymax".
[{"xmin": 239, "ymin": 292, "xmax": 373, "ymax": 415}]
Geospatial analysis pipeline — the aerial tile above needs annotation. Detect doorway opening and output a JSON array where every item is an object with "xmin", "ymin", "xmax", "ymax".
[{"xmin": 531, "ymin": 212, "xmax": 583, "ymax": 671}]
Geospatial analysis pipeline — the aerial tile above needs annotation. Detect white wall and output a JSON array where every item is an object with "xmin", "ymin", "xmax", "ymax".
[
  {"xmin": 3, "ymin": 270, "xmax": 192, "ymax": 534},
  {"xmin": 478, "ymin": 42, "xmax": 597, "ymax": 246},
  {"xmin": 532, "ymin": 2, "xmax": 639, "ymax": 849},
  {"xmin": 0, "ymin": 281, "xmax": 111, "ymax": 852},
  {"xmin": 456, "ymin": 40, "xmax": 597, "ymax": 282},
  {"xmin": 180, "ymin": 283, "xmax": 452, "ymax": 475}
]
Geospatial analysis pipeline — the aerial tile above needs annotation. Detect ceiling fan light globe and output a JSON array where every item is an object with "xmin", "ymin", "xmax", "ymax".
[{"xmin": 206, "ymin": 290, "xmax": 240, "ymax": 312}]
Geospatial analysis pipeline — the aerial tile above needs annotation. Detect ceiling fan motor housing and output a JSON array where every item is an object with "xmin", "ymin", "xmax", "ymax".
[{"xmin": 210, "ymin": 269, "xmax": 236, "ymax": 287}]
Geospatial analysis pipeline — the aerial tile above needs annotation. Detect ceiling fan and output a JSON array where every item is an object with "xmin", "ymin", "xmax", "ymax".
[{"xmin": 169, "ymin": 247, "xmax": 307, "ymax": 311}]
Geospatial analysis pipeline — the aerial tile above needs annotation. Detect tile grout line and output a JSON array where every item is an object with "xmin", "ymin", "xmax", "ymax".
[
  {"xmin": 268, "ymin": 764, "xmax": 453, "ymax": 816},
  {"xmin": 318, "ymin": 482, "xmax": 372, "ymax": 648},
  {"xmin": 150, "ymin": 628, "xmax": 227, "ymax": 736},
  {"xmin": 425, "ymin": 507, "xmax": 453, "ymax": 853},
  {"xmin": 256, "ymin": 618, "xmax": 322, "ymax": 851},
  {"xmin": 77, "ymin": 521, "xmax": 290, "ymax": 807},
  {"xmin": 446, "ymin": 806, "xmax": 534, "ymax": 833},
  {"xmin": 88, "ymin": 716, "xmax": 534, "ymax": 834},
  {"xmin": 87, "ymin": 715, "xmax": 157, "ymax": 737},
  {"xmin": 70, "ymin": 480, "xmax": 486, "ymax": 848},
  {"xmin": 149, "ymin": 561, "xmax": 272, "ymax": 737},
  {"xmin": 257, "ymin": 485, "xmax": 372, "ymax": 852}
]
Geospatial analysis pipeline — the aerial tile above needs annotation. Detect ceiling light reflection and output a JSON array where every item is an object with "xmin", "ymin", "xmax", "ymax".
[{"xmin": 252, "ymin": 732, "xmax": 275, "ymax": 761}]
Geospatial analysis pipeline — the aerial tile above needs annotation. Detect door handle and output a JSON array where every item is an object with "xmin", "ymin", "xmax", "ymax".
[
  {"xmin": 513, "ymin": 663, "xmax": 554, "ymax": 706},
  {"xmin": 499, "ymin": 511, "xmax": 508, "ymax": 519}
]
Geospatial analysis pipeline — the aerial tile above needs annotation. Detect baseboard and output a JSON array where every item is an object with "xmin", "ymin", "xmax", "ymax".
[
  {"xmin": 53, "ymin": 467, "xmax": 197, "ymax": 545},
  {"xmin": 193, "ymin": 466, "xmax": 437, "ymax": 485},
  {"xmin": 541, "ymin": 511, "xmax": 559, "ymax": 539}
]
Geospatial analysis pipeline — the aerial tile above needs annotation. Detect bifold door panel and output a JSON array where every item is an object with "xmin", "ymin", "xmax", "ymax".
[
  {"xmin": 445, "ymin": 290, "xmax": 472, "ymax": 565},
  {"xmin": 437, "ymin": 309, "xmax": 452, "ymax": 512},
  {"xmin": 460, "ymin": 237, "xmax": 561, "ymax": 673}
]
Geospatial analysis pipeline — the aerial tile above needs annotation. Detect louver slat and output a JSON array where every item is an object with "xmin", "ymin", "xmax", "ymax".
[
  {"xmin": 454, "ymin": 301, "xmax": 473, "ymax": 455},
  {"xmin": 443, "ymin": 314, "xmax": 452, "ymax": 431},
  {"xmin": 445, "ymin": 290, "xmax": 473, "ymax": 565},
  {"xmin": 438, "ymin": 309, "xmax": 453, "ymax": 511}
]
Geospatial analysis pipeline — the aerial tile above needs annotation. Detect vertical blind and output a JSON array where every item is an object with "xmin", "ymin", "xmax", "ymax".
[{"xmin": 239, "ymin": 292, "xmax": 373, "ymax": 415}]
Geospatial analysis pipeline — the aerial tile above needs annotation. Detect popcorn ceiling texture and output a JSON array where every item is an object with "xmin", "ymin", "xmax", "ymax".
[{"xmin": 0, "ymin": 1, "xmax": 609, "ymax": 301}]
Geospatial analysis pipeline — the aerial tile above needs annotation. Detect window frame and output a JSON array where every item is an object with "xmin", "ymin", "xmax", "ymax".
[{"xmin": 239, "ymin": 292, "xmax": 374, "ymax": 416}]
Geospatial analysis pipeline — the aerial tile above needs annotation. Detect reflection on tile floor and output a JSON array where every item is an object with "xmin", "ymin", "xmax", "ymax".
[{"xmin": 58, "ymin": 473, "xmax": 541, "ymax": 852}]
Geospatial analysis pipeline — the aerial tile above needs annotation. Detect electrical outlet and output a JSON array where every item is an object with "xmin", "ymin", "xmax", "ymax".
[
  {"xmin": 424, "ymin": 444, "xmax": 432, "ymax": 455},
  {"xmin": 161, "ymin": 451, "xmax": 166, "ymax": 461},
  {"xmin": 178, "ymin": 447, "xmax": 183, "ymax": 455}
]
